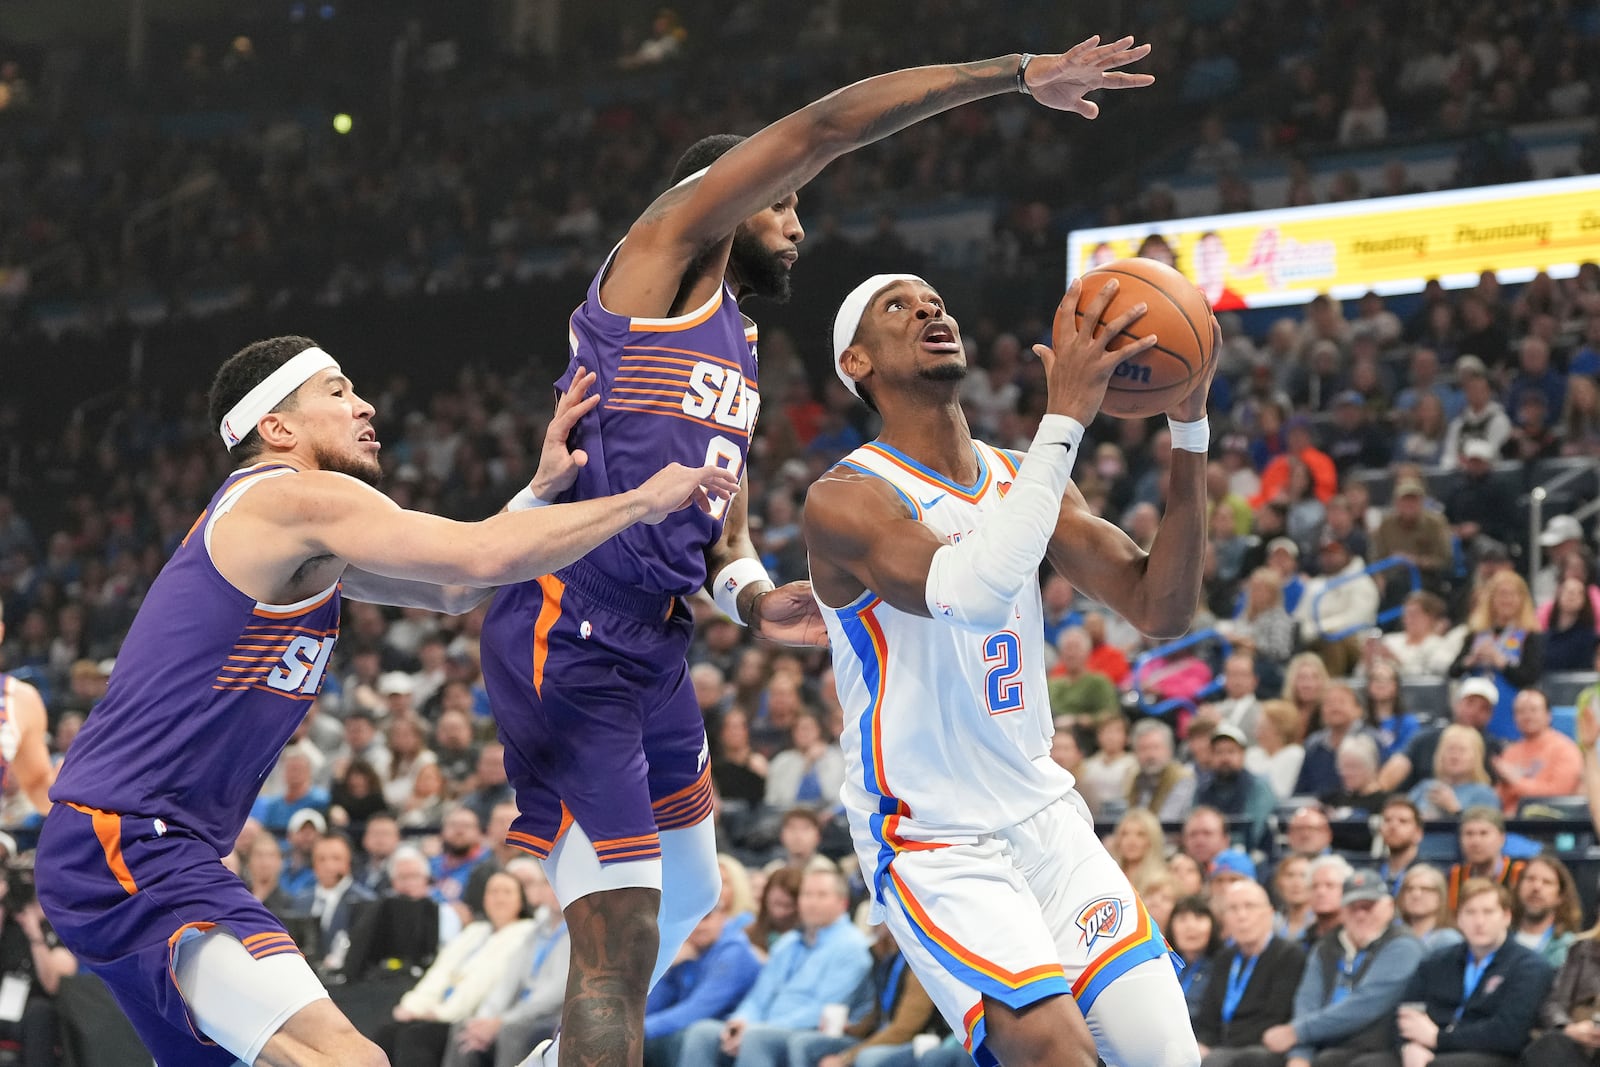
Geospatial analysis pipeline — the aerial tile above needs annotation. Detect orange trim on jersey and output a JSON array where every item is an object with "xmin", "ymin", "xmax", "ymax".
[
  {"xmin": 860, "ymin": 444, "xmax": 993, "ymax": 504},
  {"xmin": 604, "ymin": 402, "xmax": 752, "ymax": 437},
  {"xmin": 241, "ymin": 624, "xmax": 339, "ymax": 637},
  {"xmin": 242, "ymin": 931, "xmax": 287, "ymax": 949},
  {"xmin": 252, "ymin": 584, "xmax": 338, "ymax": 619},
  {"xmin": 888, "ymin": 866, "xmax": 1066, "ymax": 988},
  {"xmin": 1070, "ymin": 895, "xmax": 1158, "ymax": 999},
  {"xmin": 880, "ymin": 813, "xmax": 946, "ymax": 853},
  {"xmin": 614, "ymin": 375, "xmax": 691, "ymax": 387},
  {"xmin": 179, "ymin": 508, "xmax": 209, "ymax": 549},
  {"xmin": 962, "ymin": 1003, "xmax": 984, "ymax": 1050},
  {"xmin": 612, "ymin": 387, "xmax": 687, "ymax": 400},
  {"xmin": 618, "ymin": 353, "xmax": 702, "ymax": 369},
  {"xmin": 621, "ymin": 345, "xmax": 751, "ymax": 375},
  {"xmin": 66, "ymin": 804, "xmax": 139, "ymax": 895},
  {"xmin": 506, "ymin": 830, "xmax": 556, "ymax": 857},
  {"xmin": 858, "ymin": 601, "xmax": 894, "ymax": 798},
  {"xmin": 991, "ymin": 448, "xmax": 1020, "ymax": 478},
  {"xmin": 531, "ymin": 574, "xmax": 565, "ymax": 697},
  {"xmin": 652, "ymin": 763, "xmax": 712, "ymax": 810},
  {"xmin": 628, "ymin": 289, "xmax": 723, "ymax": 332}
]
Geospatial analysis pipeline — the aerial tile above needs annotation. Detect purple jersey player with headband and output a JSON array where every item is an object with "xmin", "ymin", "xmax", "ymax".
[
  {"xmin": 34, "ymin": 335, "xmax": 737, "ymax": 1067},
  {"xmin": 475, "ymin": 33, "xmax": 1157, "ymax": 1067}
]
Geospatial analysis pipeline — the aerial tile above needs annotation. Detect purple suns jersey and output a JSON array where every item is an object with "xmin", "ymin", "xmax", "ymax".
[
  {"xmin": 551, "ymin": 250, "xmax": 760, "ymax": 597},
  {"xmin": 49, "ymin": 463, "xmax": 340, "ymax": 855}
]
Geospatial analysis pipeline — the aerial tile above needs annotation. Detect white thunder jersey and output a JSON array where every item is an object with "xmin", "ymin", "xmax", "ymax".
[{"xmin": 820, "ymin": 440, "xmax": 1076, "ymax": 853}]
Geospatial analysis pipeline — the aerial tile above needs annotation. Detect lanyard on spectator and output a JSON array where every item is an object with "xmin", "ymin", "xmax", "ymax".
[
  {"xmin": 520, "ymin": 923, "xmax": 566, "ymax": 1002},
  {"xmin": 1456, "ymin": 949, "xmax": 1497, "ymax": 1020},
  {"xmin": 1222, "ymin": 940, "xmax": 1269, "ymax": 1023},
  {"xmin": 880, "ymin": 955, "xmax": 907, "ymax": 1018},
  {"xmin": 1330, "ymin": 948, "xmax": 1367, "ymax": 1006}
]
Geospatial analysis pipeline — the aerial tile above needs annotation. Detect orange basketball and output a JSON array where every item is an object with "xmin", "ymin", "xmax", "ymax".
[{"xmin": 1076, "ymin": 257, "xmax": 1216, "ymax": 419}]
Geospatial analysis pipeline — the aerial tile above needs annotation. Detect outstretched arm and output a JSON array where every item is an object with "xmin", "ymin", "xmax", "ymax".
[
  {"xmin": 605, "ymin": 37, "xmax": 1153, "ymax": 316},
  {"xmin": 6, "ymin": 680, "xmax": 53, "ymax": 814},
  {"xmin": 703, "ymin": 473, "xmax": 827, "ymax": 646}
]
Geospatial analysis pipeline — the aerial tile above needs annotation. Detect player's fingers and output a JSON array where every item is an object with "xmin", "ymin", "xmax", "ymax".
[
  {"xmin": 1052, "ymin": 279, "xmax": 1082, "ymax": 345},
  {"xmin": 571, "ymin": 449, "xmax": 588, "ymax": 469},
  {"xmin": 1102, "ymin": 333, "xmax": 1158, "ymax": 365},
  {"xmin": 554, "ymin": 392, "xmax": 601, "ymax": 427},
  {"xmin": 1074, "ymin": 99, "xmax": 1101, "ymax": 120},
  {"xmin": 1101, "ymin": 301, "xmax": 1149, "ymax": 344},
  {"xmin": 1101, "ymin": 72, "xmax": 1156, "ymax": 89},
  {"xmin": 1078, "ymin": 278, "xmax": 1120, "ymax": 340}
]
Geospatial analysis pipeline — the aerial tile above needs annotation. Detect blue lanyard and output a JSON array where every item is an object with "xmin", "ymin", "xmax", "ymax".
[
  {"xmin": 1179, "ymin": 958, "xmax": 1205, "ymax": 995},
  {"xmin": 519, "ymin": 922, "xmax": 566, "ymax": 1001},
  {"xmin": 1330, "ymin": 949, "xmax": 1367, "ymax": 1006},
  {"xmin": 880, "ymin": 955, "xmax": 907, "ymax": 1017},
  {"xmin": 1222, "ymin": 942, "xmax": 1267, "ymax": 1023},
  {"xmin": 1457, "ymin": 950, "xmax": 1497, "ymax": 1019}
]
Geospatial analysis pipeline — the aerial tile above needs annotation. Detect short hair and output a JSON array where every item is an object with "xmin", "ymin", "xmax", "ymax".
[
  {"xmin": 313, "ymin": 832, "xmax": 353, "ymax": 858},
  {"xmin": 1308, "ymin": 854, "xmax": 1354, "ymax": 885},
  {"xmin": 1132, "ymin": 719, "xmax": 1174, "ymax": 750},
  {"xmin": 1456, "ymin": 877, "xmax": 1513, "ymax": 914},
  {"xmin": 387, "ymin": 844, "xmax": 430, "ymax": 879},
  {"xmin": 1459, "ymin": 805, "xmax": 1505, "ymax": 833},
  {"xmin": 207, "ymin": 335, "xmax": 320, "ymax": 462},
  {"xmin": 801, "ymin": 866, "xmax": 849, "ymax": 900},
  {"xmin": 1381, "ymin": 795, "xmax": 1421, "ymax": 822},
  {"xmin": 781, "ymin": 808, "xmax": 822, "ymax": 833},
  {"xmin": 1405, "ymin": 590, "xmax": 1448, "ymax": 619},
  {"xmin": 1335, "ymin": 733, "xmax": 1380, "ymax": 774},
  {"xmin": 669, "ymin": 134, "xmax": 746, "ymax": 187}
]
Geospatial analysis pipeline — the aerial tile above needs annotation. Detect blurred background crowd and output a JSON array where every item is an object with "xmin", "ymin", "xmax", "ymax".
[{"xmin": 2, "ymin": 0, "xmax": 1600, "ymax": 1065}]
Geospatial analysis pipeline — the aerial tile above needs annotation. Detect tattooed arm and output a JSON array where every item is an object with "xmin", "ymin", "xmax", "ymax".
[{"xmin": 601, "ymin": 36, "xmax": 1153, "ymax": 317}]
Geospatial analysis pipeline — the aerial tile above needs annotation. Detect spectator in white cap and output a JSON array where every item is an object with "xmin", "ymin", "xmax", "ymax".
[
  {"xmin": 281, "ymin": 808, "xmax": 328, "ymax": 897},
  {"xmin": 378, "ymin": 670, "xmax": 418, "ymax": 721},
  {"xmin": 1378, "ymin": 678, "xmax": 1506, "ymax": 794},
  {"xmin": 1534, "ymin": 514, "xmax": 1588, "ymax": 604},
  {"xmin": 1195, "ymin": 722, "xmax": 1277, "ymax": 850}
]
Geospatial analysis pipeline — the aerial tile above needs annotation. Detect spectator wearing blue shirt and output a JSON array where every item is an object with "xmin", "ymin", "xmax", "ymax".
[
  {"xmin": 1295, "ymin": 685, "xmax": 1372, "ymax": 798},
  {"xmin": 251, "ymin": 749, "xmax": 330, "ymax": 835},
  {"xmin": 675, "ymin": 869, "xmax": 872, "ymax": 1067},
  {"xmin": 645, "ymin": 901, "xmax": 763, "ymax": 1067},
  {"xmin": 279, "ymin": 808, "xmax": 325, "ymax": 898},
  {"xmin": 431, "ymin": 805, "xmax": 494, "ymax": 914}
]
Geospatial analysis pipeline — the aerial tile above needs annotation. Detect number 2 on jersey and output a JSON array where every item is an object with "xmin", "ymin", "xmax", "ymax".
[
  {"xmin": 983, "ymin": 630, "xmax": 1024, "ymax": 715},
  {"xmin": 703, "ymin": 434, "xmax": 745, "ymax": 520}
]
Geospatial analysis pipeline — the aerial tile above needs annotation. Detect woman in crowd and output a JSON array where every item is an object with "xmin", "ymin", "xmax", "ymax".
[
  {"xmin": 1543, "ymin": 575, "xmax": 1600, "ymax": 674},
  {"xmin": 745, "ymin": 866, "xmax": 802, "ymax": 959},
  {"xmin": 243, "ymin": 833, "xmax": 294, "ymax": 920},
  {"xmin": 1561, "ymin": 375, "xmax": 1600, "ymax": 456},
  {"xmin": 1168, "ymin": 895, "xmax": 1221, "ymax": 1026},
  {"xmin": 1361, "ymin": 660, "xmax": 1420, "ymax": 761},
  {"xmin": 379, "ymin": 870, "xmax": 535, "ymax": 1067},
  {"xmin": 1142, "ymin": 873, "xmax": 1179, "ymax": 933},
  {"xmin": 1282, "ymin": 652, "xmax": 1331, "ymax": 738},
  {"xmin": 1245, "ymin": 698, "xmax": 1306, "ymax": 801},
  {"xmin": 1107, "ymin": 807, "xmax": 1169, "ymax": 894},
  {"xmin": 1368, "ymin": 590, "xmax": 1459, "ymax": 678},
  {"xmin": 1450, "ymin": 570, "xmax": 1546, "ymax": 738},
  {"xmin": 396, "ymin": 761, "xmax": 449, "ymax": 830},
  {"xmin": 330, "ymin": 758, "xmax": 389, "ymax": 834},
  {"xmin": 1284, "ymin": 457, "xmax": 1328, "ymax": 558},
  {"xmin": 1081, "ymin": 714, "xmax": 1138, "ymax": 805},
  {"xmin": 711, "ymin": 707, "xmax": 769, "ymax": 810},
  {"xmin": 1397, "ymin": 864, "xmax": 1463, "ymax": 952},
  {"xmin": 382, "ymin": 717, "xmax": 438, "ymax": 809},
  {"xmin": 1409, "ymin": 724, "xmax": 1500, "ymax": 819},
  {"xmin": 716, "ymin": 854, "xmax": 757, "ymax": 922},
  {"xmin": 1168, "ymin": 852, "xmax": 1206, "ymax": 899},
  {"xmin": 1395, "ymin": 391, "xmax": 1449, "ymax": 466},
  {"xmin": 1272, "ymin": 853, "xmax": 1315, "ymax": 943},
  {"xmin": 1227, "ymin": 567, "xmax": 1297, "ymax": 670},
  {"xmin": 764, "ymin": 711, "xmax": 845, "ymax": 811}
]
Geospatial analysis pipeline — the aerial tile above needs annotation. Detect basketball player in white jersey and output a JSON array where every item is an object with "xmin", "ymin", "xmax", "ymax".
[
  {"xmin": 0, "ymin": 603, "xmax": 56, "ymax": 815},
  {"xmin": 804, "ymin": 274, "xmax": 1216, "ymax": 1067}
]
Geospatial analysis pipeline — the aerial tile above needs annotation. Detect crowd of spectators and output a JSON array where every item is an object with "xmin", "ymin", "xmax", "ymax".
[{"xmin": 2, "ymin": 1, "xmax": 1600, "ymax": 1064}]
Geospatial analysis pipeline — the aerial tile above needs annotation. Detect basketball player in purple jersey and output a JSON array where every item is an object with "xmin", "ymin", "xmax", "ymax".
[
  {"xmin": 0, "ymin": 606, "xmax": 55, "ymax": 816},
  {"xmin": 34, "ymin": 335, "xmax": 737, "ymax": 1067},
  {"xmin": 476, "ymin": 34, "xmax": 1156, "ymax": 1067}
]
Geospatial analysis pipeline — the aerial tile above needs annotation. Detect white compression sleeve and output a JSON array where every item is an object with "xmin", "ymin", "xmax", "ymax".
[{"xmin": 924, "ymin": 415, "xmax": 1083, "ymax": 632}]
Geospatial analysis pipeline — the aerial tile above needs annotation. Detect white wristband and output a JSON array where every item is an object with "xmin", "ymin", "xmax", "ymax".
[
  {"xmin": 1168, "ymin": 415, "xmax": 1210, "ymax": 453},
  {"xmin": 712, "ymin": 557, "xmax": 773, "ymax": 625},
  {"xmin": 507, "ymin": 486, "xmax": 552, "ymax": 511}
]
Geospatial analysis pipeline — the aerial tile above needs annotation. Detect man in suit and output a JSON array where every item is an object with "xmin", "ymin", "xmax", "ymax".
[
  {"xmin": 1195, "ymin": 881, "xmax": 1308, "ymax": 1065},
  {"xmin": 1348, "ymin": 879, "xmax": 1552, "ymax": 1067},
  {"xmin": 292, "ymin": 833, "xmax": 378, "ymax": 973}
]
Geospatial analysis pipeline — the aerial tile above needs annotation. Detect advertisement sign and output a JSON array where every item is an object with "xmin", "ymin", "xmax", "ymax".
[{"xmin": 1066, "ymin": 174, "xmax": 1600, "ymax": 309}]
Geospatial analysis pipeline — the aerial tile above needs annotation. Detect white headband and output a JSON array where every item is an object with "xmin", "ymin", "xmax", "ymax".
[
  {"xmin": 219, "ymin": 346, "xmax": 340, "ymax": 448},
  {"xmin": 830, "ymin": 274, "xmax": 926, "ymax": 399}
]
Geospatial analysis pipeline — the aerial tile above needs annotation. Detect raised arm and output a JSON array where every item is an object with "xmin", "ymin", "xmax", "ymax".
[
  {"xmin": 605, "ymin": 37, "xmax": 1153, "ymax": 315},
  {"xmin": 1043, "ymin": 320, "xmax": 1219, "ymax": 639},
  {"xmin": 807, "ymin": 279, "xmax": 1153, "ymax": 626}
]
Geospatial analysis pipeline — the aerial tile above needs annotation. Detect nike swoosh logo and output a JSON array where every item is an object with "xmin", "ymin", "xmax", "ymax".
[{"xmin": 919, "ymin": 494, "xmax": 946, "ymax": 510}]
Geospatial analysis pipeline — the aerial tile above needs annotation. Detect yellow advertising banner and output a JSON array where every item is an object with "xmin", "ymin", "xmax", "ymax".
[{"xmin": 1066, "ymin": 174, "xmax": 1600, "ymax": 310}]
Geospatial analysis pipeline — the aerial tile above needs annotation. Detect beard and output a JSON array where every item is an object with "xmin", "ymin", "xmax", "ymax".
[
  {"xmin": 1522, "ymin": 905, "xmax": 1552, "ymax": 924},
  {"xmin": 917, "ymin": 362, "xmax": 968, "ymax": 384},
  {"xmin": 312, "ymin": 442, "xmax": 383, "ymax": 486},
  {"xmin": 729, "ymin": 230, "xmax": 792, "ymax": 303}
]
